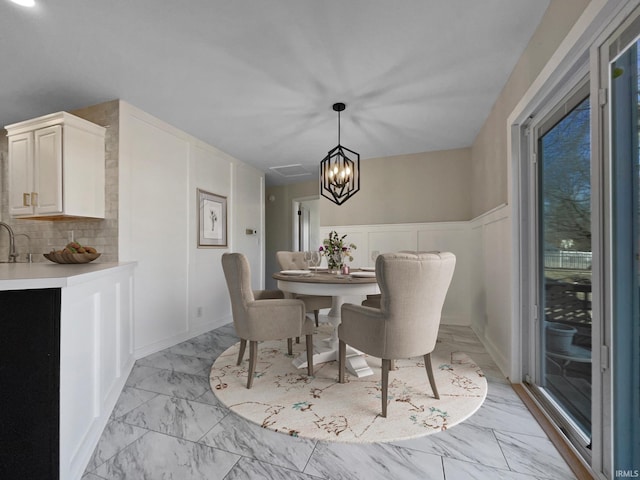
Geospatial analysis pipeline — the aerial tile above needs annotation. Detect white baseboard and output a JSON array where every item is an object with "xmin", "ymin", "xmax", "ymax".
[
  {"xmin": 134, "ymin": 314, "xmax": 233, "ymax": 359},
  {"xmin": 473, "ymin": 324, "xmax": 510, "ymax": 380},
  {"xmin": 441, "ymin": 315, "xmax": 471, "ymax": 326}
]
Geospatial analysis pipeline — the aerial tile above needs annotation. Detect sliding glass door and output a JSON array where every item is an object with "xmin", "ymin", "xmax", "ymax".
[
  {"xmin": 520, "ymin": 5, "xmax": 640, "ymax": 475},
  {"xmin": 609, "ymin": 29, "xmax": 640, "ymax": 472},
  {"xmin": 534, "ymin": 82, "xmax": 593, "ymax": 451}
]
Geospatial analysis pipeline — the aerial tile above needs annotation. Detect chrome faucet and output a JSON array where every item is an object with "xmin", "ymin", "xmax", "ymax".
[
  {"xmin": 0, "ymin": 222, "xmax": 18, "ymax": 263},
  {"xmin": 14, "ymin": 233, "xmax": 32, "ymax": 263}
]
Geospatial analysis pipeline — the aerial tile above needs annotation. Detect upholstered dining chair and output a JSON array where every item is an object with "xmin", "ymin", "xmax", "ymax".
[
  {"xmin": 338, "ymin": 251, "xmax": 456, "ymax": 417},
  {"xmin": 221, "ymin": 253, "xmax": 314, "ymax": 388},
  {"xmin": 276, "ymin": 251, "xmax": 332, "ymax": 327},
  {"xmin": 361, "ymin": 251, "xmax": 442, "ymax": 309}
]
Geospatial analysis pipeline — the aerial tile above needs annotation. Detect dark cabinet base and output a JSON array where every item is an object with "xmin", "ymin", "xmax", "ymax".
[{"xmin": 0, "ymin": 288, "xmax": 60, "ymax": 479}]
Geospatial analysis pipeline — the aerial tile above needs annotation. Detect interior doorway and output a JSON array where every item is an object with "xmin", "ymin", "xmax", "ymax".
[{"xmin": 292, "ymin": 196, "xmax": 320, "ymax": 252}]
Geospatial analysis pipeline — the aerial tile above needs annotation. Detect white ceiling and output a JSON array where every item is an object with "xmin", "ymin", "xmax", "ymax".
[{"xmin": 0, "ymin": 0, "xmax": 550, "ymax": 186}]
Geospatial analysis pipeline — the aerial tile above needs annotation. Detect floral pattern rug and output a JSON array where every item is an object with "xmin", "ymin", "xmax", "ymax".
[{"xmin": 209, "ymin": 325, "xmax": 487, "ymax": 443}]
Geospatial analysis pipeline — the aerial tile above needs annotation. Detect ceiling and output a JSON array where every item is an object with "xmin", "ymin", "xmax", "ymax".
[{"xmin": 0, "ymin": 0, "xmax": 550, "ymax": 186}]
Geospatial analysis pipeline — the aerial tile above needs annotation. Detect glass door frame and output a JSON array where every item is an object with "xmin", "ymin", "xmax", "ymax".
[
  {"xmin": 517, "ymin": 63, "xmax": 608, "ymax": 478},
  {"xmin": 513, "ymin": 4, "xmax": 640, "ymax": 477},
  {"xmin": 526, "ymin": 77, "xmax": 594, "ymax": 461},
  {"xmin": 598, "ymin": 8, "xmax": 640, "ymax": 473}
]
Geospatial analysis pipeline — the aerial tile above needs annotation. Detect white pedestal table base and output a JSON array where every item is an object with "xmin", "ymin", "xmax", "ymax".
[{"xmin": 291, "ymin": 295, "xmax": 374, "ymax": 378}]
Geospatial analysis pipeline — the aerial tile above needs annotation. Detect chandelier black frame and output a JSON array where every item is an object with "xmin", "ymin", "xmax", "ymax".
[{"xmin": 320, "ymin": 102, "xmax": 360, "ymax": 205}]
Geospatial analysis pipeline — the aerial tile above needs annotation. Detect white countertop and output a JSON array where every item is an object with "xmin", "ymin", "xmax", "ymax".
[{"xmin": 0, "ymin": 262, "xmax": 137, "ymax": 291}]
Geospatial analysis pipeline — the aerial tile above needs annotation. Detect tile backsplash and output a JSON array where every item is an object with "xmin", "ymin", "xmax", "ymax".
[{"xmin": 0, "ymin": 100, "xmax": 119, "ymax": 263}]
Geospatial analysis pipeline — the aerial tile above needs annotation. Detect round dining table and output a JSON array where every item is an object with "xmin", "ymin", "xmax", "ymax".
[{"xmin": 272, "ymin": 269, "xmax": 380, "ymax": 377}]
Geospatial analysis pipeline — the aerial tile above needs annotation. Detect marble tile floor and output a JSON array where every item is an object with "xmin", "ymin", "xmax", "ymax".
[{"xmin": 82, "ymin": 323, "xmax": 577, "ymax": 480}]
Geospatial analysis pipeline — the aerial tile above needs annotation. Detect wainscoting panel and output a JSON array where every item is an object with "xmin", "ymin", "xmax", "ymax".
[
  {"xmin": 470, "ymin": 205, "xmax": 512, "ymax": 378},
  {"xmin": 369, "ymin": 229, "xmax": 417, "ymax": 263},
  {"xmin": 323, "ymin": 204, "xmax": 513, "ymax": 376},
  {"xmin": 59, "ymin": 264, "xmax": 136, "ymax": 480},
  {"xmin": 322, "ymin": 222, "xmax": 473, "ymax": 326}
]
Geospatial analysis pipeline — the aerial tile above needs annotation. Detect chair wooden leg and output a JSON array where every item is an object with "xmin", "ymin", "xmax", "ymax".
[
  {"xmin": 338, "ymin": 340, "xmax": 346, "ymax": 383},
  {"xmin": 390, "ymin": 359, "xmax": 395, "ymax": 370},
  {"xmin": 237, "ymin": 339, "xmax": 247, "ymax": 366},
  {"xmin": 382, "ymin": 359, "xmax": 391, "ymax": 417},
  {"xmin": 424, "ymin": 353, "xmax": 440, "ymax": 399},
  {"xmin": 287, "ymin": 338, "xmax": 293, "ymax": 355},
  {"xmin": 306, "ymin": 334, "xmax": 314, "ymax": 377},
  {"xmin": 314, "ymin": 310, "xmax": 319, "ymax": 327},
  {"xmin": 247, "ymin": 341, "xmax": 258, "ymax": 389},
  {"xmin": 296, "ymin": 337, "xmax": 300, "ymax": 344}
]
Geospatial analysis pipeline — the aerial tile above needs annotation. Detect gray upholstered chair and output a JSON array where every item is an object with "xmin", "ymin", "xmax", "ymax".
[
  {"xmin": 276, "ymin": 251, "xmax": 332, "ymax": 327},
  {"xmin": 222, "ymin": 253, "xmax": 314, "ymax": 388},
  {"xmin": 338, "ymin": 251, "xmax": 456, "ymax": 417}
]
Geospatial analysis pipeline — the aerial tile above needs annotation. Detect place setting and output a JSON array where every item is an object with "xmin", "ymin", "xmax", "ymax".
[
  {"xmin": 279, "ymin": 269, "xmax": 313, "ymax": 276},
  {"xmin": 349, "ymin": 270, "xmax": 376, "ymax": 278}
]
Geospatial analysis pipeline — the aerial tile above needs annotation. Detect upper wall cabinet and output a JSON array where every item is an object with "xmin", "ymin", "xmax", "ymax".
[{"xmin": 5, "ymin": 112, "xmax": 106, "ymax": 220}]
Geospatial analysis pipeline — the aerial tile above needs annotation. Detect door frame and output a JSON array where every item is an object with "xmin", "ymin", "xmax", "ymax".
[
  {"xmin": 291, "ymin": 195, "xmax": 320, "ymax": 252},
  {"xmin": 508, "ymin": 2, "xmax": 638, "ymax": 477}
]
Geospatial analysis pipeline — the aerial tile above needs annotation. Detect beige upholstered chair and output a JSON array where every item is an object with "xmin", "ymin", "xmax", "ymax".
[
  {"xmin": 361, "ymin": 294, "xmax": 381, "ymax": 308},
  {"xmin": 361, "ymin": 252, "xmax": 441, "ymax": 309},
  {"xmin": 338, "ymin": 251, "xmax": 456, "ymax": 417},
  {"xmin": 222, "ymin": 253, "xmax": 314, "ymax": 388},
  {"xmin": 276, "ymin": 251, "xmax": 332, "ymax": 327}
]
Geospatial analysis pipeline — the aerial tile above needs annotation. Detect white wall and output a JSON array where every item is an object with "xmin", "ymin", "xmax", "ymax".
[
  {"xmin": 188, "ymin": 142, "xmax": 234, "ymax": 336},
  {"xmin": 320, "ymin": 221, "xmax": 472, "ymax": 327},
  {"xmin": 118, "ymin": 101, "xmax": 264, "ymax": 357},
  {"xmin": 231, "ymin": 162, "xmax": 265, "ymax": 289}
]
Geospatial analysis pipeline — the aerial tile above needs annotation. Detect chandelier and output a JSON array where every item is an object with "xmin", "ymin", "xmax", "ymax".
[{"xmin": 320, "ymin": 102, "xmax": 360, "ymax": 205}]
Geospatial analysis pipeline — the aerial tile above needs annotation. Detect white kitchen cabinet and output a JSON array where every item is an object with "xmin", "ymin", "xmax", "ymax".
[{"xmin": 5, "ymin": 112, "xmax": 106, "ymax": 219}]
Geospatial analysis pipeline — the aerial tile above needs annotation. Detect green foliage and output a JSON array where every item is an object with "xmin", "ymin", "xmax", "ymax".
[{"xmin": 320, "ymin": 231, "xmax": 357, "ymax": 269}]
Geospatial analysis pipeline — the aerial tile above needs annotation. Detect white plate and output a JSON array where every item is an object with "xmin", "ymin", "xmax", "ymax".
[
  {"xmin": 350, "ymin": 271, "xmax": 376, "ymax": 278},
  {"xmin": 280, "ymin": 270, "xmax": 311, "ymax": 275},
  {"xmin": 360, "ymin": 266, "xmax": 375, "ymax": 271}
]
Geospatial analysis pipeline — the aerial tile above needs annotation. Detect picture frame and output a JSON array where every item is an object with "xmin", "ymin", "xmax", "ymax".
[{"xmin": 198, "ymin": 189, "xmax": 227, "ymax": 247}]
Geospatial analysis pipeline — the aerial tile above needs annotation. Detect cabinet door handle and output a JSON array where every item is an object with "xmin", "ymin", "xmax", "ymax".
[
  {"xmin": 23, "ymin": 192, "xmax": 31, "ymax": 206},
  {"xmin": 31, "ymin": 192, "xmax": 38, "ymax": 206}
]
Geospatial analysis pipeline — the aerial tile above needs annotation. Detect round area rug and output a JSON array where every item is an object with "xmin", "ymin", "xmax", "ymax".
[{"xmin": 209, "ymin": 325, "xmax": 487, "ymax": 443}]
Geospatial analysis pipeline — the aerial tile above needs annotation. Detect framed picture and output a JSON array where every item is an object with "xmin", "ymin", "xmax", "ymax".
[{"xmin": 198, "ymin": 189, "xmax": 227, "ymax": 247}]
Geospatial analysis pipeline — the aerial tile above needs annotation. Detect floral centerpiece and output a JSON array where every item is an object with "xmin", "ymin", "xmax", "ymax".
[{"xmin": 319, "ymin": 231, "xmax": 356, "ymax": 272}]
